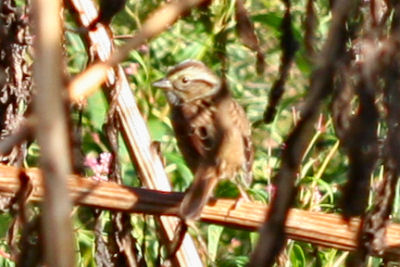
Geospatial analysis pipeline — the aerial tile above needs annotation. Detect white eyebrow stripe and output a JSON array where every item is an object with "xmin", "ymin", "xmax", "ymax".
[{"xmin": 170, "ymin": 66, "xmax": 220, "ymax": 85}]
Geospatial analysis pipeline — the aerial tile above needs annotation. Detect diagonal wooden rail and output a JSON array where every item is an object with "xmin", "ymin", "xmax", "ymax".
[{"xmin": 0, "ymin": 165, "xmax": 399, "ymax": 259}]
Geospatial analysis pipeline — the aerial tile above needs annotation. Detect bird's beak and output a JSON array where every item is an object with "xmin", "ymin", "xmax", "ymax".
[{"xmin": 152, "ymin": 78, "xmax": 173, "ymax": 90}]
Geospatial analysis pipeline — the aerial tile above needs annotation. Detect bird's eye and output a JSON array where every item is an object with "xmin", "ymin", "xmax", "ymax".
[{"xmin": 181, "ymin": 76, "xmax": 189, "ymax": 84}]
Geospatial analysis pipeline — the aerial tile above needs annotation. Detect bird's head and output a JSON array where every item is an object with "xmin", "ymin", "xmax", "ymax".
[{"xmin": 152, "ymin": 60, "xmax": 221, "ymax": 104}]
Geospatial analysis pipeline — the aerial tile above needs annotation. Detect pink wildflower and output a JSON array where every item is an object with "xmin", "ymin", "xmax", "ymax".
[{"xmin": 84, "ymin": 152, "xmax": 112, "ymax": 181}]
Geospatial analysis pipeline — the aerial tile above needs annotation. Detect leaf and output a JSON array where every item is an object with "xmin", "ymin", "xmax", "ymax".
[
  {"xmin": 252, "ymin": 13, "xmax": 282, "ymax": 30},
  {"xmin": 250, "ymin": 232, "xmax": 259, "ymax": 250},
  {"xmin": 208, "ymin": 224, "xmax": 224, "ymax": 262},
  {"xmin": 179, "ymin": 41, "xmax": 207, "ymax": 61},
  {"xmin": 87, "ymin": 90, "xmax": 108, "ymax": 131},
  {"xmin": 147, "ymin": 117, "xmax": 171, "ymax": 141},
  {"xmin": 65, "ymin": 32, "xmax": 87, "ymax": 74},
  {"xmin": 235, "ymin": 0, "xmax": 259, "ymax": 51},
  {"xmin": 290, "ymin": 243, "xmax": 306, "ymax": 267},
  {"xmin": 0, "ymin": 214, "xmax": 11, "ymax": 237},
  {"xmin": 234, "ymin": 256, "xmax": 249, "ymax": 266},
  {"xmin": 165, "ymin": 152, "xmax": 193, "ymax": 185},
  {"xmin": 252, "ymin": 12, "xmax": 302, "ymax": 40},
  {"xmin": 248, "ymin": 187, "xmax": 269, "ymax": 203},
  {"xmin": 129, "ymin": 50, "xmax": 148, "ymax": 79},
  {"xmin": 235, "ymin": 0, "xmax": 265, "ymax": 74}
]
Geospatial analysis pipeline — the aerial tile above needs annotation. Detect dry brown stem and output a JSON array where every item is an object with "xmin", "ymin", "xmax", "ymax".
[{"xmin": 31, "ymin": 0, "xmax": 75, "ymax": 266}]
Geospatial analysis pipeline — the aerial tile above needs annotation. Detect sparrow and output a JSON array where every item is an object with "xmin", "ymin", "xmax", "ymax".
[{"xmin": 153, "ymin": 60, "xmax": 253, "ymax": 220}]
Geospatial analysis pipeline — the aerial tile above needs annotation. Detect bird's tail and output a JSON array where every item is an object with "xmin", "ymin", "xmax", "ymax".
[{"xmin": 179, "ymin": 164, "xmax": 219, "ymax": 220}]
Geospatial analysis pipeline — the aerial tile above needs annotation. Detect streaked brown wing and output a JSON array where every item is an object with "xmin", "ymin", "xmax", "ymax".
[
  {"xmin": 171, "ymin": 101, "xmax": 217, "ymax": 173},
  {"xmin": 186, "ymin": 100, "xmax": 218, "ymax": 157}
]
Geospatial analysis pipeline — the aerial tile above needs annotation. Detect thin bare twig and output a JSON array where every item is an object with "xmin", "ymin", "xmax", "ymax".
[{"xmin": 0, "ymin": 120, "xmax": 32, "ymax": 158}]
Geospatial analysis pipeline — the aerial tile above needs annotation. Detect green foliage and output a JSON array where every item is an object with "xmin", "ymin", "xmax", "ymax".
[{"xmin": 0, "ymin": 0, "xmax": 393, "ymax": 266}]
